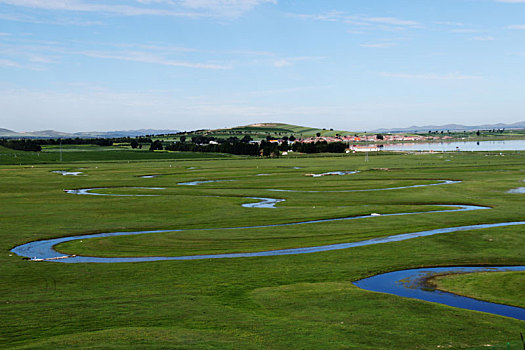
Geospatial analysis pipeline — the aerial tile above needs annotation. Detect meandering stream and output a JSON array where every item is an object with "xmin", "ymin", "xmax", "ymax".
[
  {"xmin": 11, "ymin": 175, "xmax": 525, "ymax": 321},
  {"xmin": 353, "ymin": 266, "xmax": 525, "ymax": 321}
]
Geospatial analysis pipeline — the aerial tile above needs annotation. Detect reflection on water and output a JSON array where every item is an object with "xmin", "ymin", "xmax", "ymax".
[
  {"xmin": 53, "ymin": 171, "xmax": 84, "ymax": 176},
  {"xmin": 354, "ymin": 266, "xmax": 525, "ymax": 321},
  {"xmin": 380, "ymin": 140, "xmax": 525, "ymax": 151},
  {"xmin": 306, "ymin": 171, "xmax": 359, "ymax": 177},
  {"xmin": 508, "ymin": 187, "xmax": 525, "ymax": 194},
  {"xmin": 65, "ymin": 187, "xmax": 165, "ymax": 196},
  {"xmin": 13, "ymin": 204, "xmax": 517, "ymax": 264},
  {"xmin": 242, "ymin": 197, "xmax": 285, "ymax": 208},
  {"xmin": 177, "ymin": 180, "xmax": 235, "ymax": 186}
]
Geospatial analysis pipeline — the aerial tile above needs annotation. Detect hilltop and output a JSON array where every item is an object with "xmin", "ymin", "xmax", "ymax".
[{"xmin": 181, "ymin": 123, "xmax": 360, "ymax": 140}]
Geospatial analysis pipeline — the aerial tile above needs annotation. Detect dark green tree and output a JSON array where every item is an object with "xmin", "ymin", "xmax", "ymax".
[{"xmin": 149, "ymin": 140, "xmax": 163, "ymax": 151}]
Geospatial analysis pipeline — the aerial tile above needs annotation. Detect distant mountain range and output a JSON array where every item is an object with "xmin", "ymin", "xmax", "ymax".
[
  {"xmin": 372, "ymin": 121, "xmax": 525, "ymax": 133},
  {"xmin": 3, "ymin": 120, "xmax": 525, "ymax": 139},
  {"xmin": 0, "ymin": 128, "xmax": 180, "ymax": 138}
]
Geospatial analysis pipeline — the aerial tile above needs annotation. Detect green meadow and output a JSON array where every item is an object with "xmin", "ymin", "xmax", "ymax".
[
  {"xmin": 1, "ymin": 150, "xmax": 524, "ymax": 349},
  {"xmin": 432, "ymin": 272, "xmax": 525, "ymax": 309}
]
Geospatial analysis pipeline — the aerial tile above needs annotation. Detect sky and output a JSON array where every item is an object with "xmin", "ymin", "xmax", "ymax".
[{"xmin": 1, "ymin": 0, "xmax": 525, "ymax": 132}]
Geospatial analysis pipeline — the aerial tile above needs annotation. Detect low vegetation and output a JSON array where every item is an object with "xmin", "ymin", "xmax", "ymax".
[{"xmin": 1, "ymin": 150, "xmax": 524, "ymax": 349}]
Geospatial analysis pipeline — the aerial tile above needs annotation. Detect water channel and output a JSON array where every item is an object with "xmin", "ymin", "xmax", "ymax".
[
  {"xmin": 11, "ymin": 175, "xmax": 525, "ymax": 321},
  {"xmin": 353, "ymin": 266, "xmax": 525, "ymax": 321}
]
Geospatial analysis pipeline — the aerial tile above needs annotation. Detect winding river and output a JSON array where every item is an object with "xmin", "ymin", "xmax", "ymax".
[
  {"xmin": 11, "ymin": 175, "xmax": 525, "ymax": 321},
  {"xmin": 353, "ymin": 266, "xmax": 525, "ymax": 321}
]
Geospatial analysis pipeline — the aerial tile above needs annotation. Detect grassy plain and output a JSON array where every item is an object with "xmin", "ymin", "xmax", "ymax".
[
  {"xmin": 1, "ymin": 150, "xmax": 524, "ymax": 349},
  {"xmin": 0, "ymin": 145, "xmax": 233, "ymax": 165},
  {"xmin": 432, "ymin": 271, "xmax": 525, "ymax": 309}
]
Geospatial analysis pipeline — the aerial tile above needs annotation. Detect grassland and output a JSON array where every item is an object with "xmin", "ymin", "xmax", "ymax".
[
  {"xmin": 1, "ymin": 150, "xmax": 524, "ymax": 349},
  {"xmin": 432, "ymin": 271, "xmax": 525, "ymax": 308},
  {"xmin": 0, "ymin": 144, "xmax": 234, "ymax": 165}
]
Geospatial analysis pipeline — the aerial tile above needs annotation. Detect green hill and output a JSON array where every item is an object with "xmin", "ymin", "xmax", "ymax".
[{"xmin": 171, "ymin": 123, "xmax": 360, "ymax": 141}]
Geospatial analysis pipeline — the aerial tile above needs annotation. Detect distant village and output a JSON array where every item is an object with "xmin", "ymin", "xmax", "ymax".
[{"xmin": 260, "ymin": 133, "xmax": 454, "ymax": 153}]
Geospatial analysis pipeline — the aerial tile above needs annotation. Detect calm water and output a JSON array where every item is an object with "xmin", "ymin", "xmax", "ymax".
[
  {"xmin": 15, "ymin": 204, "xmax": 523, "ymax": 263},
  {"xmin": 353, "ymin": 266, "xmax": 525, "ymax": 321},
  {"xmin": 380, "ymin": 139, "xmax": 525, "ymax": 151}
]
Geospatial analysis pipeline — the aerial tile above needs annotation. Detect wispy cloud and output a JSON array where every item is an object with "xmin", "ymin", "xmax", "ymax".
[
  {"xmin": 0, "ymin": 58, "xmax": 22, "ymax": 68},
  {"xmin": 495, "ymin": 0, "xmax": 525, "ymax": 3},
  {"xmin": 80, "ymin": 50, "xmax": 231, "ymax": 69},
  {"xmin": 0, "ymin": 12, "xmax": 103, "ymax": 26},
  {"xmin": 434, "ymin": 21, "xmax": 466, "ymax": 27},
  {"xmin": 178, "ymin": 0, "xmax": 277, "ymax": 17},
  {"xmin": 272, "ymin": 56, "xmax": 324, "ymax": 68},
  {"xmin": 379, "ymin": 72, "xmax": 480, "ymax": 80},
  {"xmin": 291, "ymin": 11, "xmax": 421, "ymax": 31},
  {"xmin": 508, "ymin": 24, "xmax": 525, "ymax": 29},
  {"xmin": 0, "ymin": 0, "xmax": 275, "ymax": 18},
  {"xmin": 0, "ymin": 57, "xmax": 45, "ymax": 70},
  {"xmin": 360, "ymin": 42, "xmax": 398, "ymax": 48},
  {"xmin": 0, "ymin": 37, "xmax": 234, "ymax": 70},
  {"xmin": 472, "ymin": 36, "xmax": 494, "ymax": 41},
  {"xmin": 450, "ymin": 28, "xmax": 481, "ymax": 33}
]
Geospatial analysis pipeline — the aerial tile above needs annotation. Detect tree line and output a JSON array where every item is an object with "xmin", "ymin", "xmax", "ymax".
[
  {"xmin": 1, "ymin": 135, "xmax": 349, "ymax": 156},
  {"xmin": 0, "ymin": 139, "xmax": 42, "ymax": 152},
  {"xmin": 0, "ymin": 137, "xmax": 153, "ymax": 152},
  {"xmin": 162, "ymin": 138, "xmax": 348, "ymax": 156}
]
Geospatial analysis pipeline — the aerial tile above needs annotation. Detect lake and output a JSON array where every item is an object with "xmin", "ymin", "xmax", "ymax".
[{"xmin": 379, "ymin": 139, "xmax": 525, "ymax": 151}]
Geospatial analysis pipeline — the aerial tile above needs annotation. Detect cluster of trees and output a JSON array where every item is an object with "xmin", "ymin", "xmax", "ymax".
[
  {"xmin": 161, "ymin": 138, "xmax": 348, "ymax": 156},
  {"xmin": 0, "ymin": 136, "xmax": 156, "ymax": 152},
  {"xmin": 0, "ymin": 139, "xmax": 42, "ymax": 152},
  {"xmin": 165, "ymin": 138, "xmax": 260, "ymax": 155},
  {"xmin": 1, "ymin": 134, "xmax": 349, "ymax": 156}
]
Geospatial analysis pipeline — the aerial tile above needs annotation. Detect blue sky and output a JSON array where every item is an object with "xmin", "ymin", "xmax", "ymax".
[{"xmin": 1, "ymin": 0, "xmax": 524, "ymax": 132}]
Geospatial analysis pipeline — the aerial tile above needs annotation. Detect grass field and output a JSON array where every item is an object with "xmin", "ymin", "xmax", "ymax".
[
  {"xmin": 432, "ymin": 271, "xmax": 525, "ymax": 309},
  {"xmin": 0, "ymin": 145, "xmax": 234, "ymax": 165},
  {"xmin": 1, "ymin": 150, "xmax": 524, "ymax": 349}
]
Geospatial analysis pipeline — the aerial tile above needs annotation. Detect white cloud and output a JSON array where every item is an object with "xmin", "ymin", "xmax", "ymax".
[
  {"xmin": 360, "ymin": 42, "xmax": 398, "ymax": 48},
  {"xmin": 0, "ymin": 37, "xmax": 233, "ymax": 70},
  {"xmin": 508, "ymin": 24, "xmax": 525, "ymax": 29},
  {"xmin": 434, "ymin": 21, "xmax": 466, "ymax": 27},
  {"xmin": 366, "ymin": 17, "xmax": 419, "ymax": 26},
  {"xmin": 0, "ymin": 0, "xmax": 275, "ymax": 18},
  {"xmin": 292, "ymin": 11, "xmax": 421, "ymax": 31},
  {"xmin": 451, "ymin": 28, "xmax": 480, "ymax": 33},
  {"xmin": 0, "ymin": 12, "xmax": 102, "ymax": 25},
  {"xmin": 0, "ymin": 58, "xmax": 46, "ymax": 70},
  {"xmin": 79, "ymin": 50, "xmax": 232, "ymax": 69},
  {"xmin": 272, "ymin": 56, "xmax": 324, "ymax": 68},
  {"xmin": 472, "ymin": 36, "xmax": 494, "ymax": 41},
  {"xmin": 0, "ymin": 58, "xmax": 22, "ymax": 68},
  {"xmin": 0, "ymin": 0, "xmax": 203, "ymax": 16},
  {"xmin": 179, "ymin": 0, "xmax": 276, "ymax": 16},
  {"xmin": 379, "ymin": 72, "xmax": 480, "ymax": 80}
]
